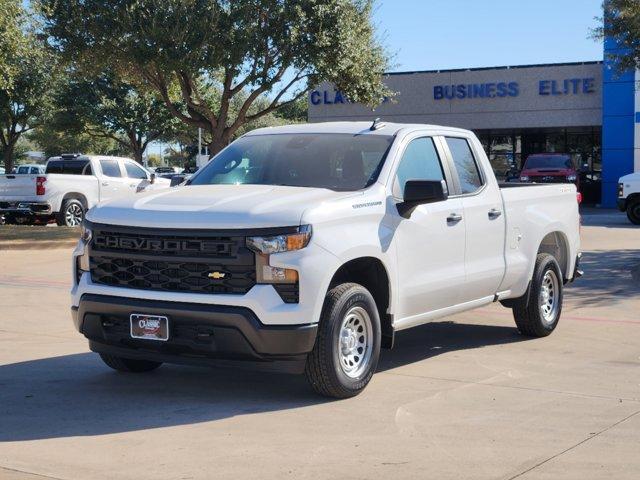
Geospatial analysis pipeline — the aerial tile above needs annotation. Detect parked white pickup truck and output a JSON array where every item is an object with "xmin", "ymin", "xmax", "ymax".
[
  {"xmin": 617, "ymin": 172, "xmax": 640, "ymax": 225},
  {"xmin": 71, "ymin": 122, "xmax": 581, "ymax": 398},
  {"xmin": 0, "ymin": 154, "xmax": 169, "ymax": 226}
]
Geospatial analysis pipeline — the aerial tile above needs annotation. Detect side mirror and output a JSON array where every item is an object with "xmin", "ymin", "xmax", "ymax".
[
  {"xmin": 398, "ymin": 179, "xmax": 448, "ymax": 217},
  {"xmin": 150, "ymin": 173, "xmax": 156, "ymax": 184}
]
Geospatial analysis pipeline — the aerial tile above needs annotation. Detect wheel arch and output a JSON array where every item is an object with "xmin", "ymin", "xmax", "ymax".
[
  {"xmin": 61, "ymin": 192, "xmax": 89, "ymax": 210},
  {"xmin": 327, "ymin": 256, "xmax": 394, "ymax": 349},
  {"xmin": 537, "ymin": 230, "xmax": 570, "ymax": 281}
]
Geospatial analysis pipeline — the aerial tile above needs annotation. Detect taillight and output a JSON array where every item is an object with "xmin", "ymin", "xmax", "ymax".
[
  {"xmin": 576, "ymin": 192, "xmax": 582, "ymax": 204},
  {"xmin": 36, "ymin": 176, "xmax": 46, "ymax": 196}
]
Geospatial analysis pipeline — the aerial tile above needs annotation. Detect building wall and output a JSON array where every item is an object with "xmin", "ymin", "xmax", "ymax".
[
  {"xmin": 601, "ymin": 39, "xmax": 637, "ymax": 207},
  {"xmin": 309, "ymin": 62, "xmax": 603, "ymax": 130}
]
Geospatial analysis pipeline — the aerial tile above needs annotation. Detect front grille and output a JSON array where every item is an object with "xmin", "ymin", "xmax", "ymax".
[
  {"xmin": 90, "ymin": 255, "xmax": 256, "ymax": 294},
  {"xmin": 535, "ymin": 176, "xmax": 569, "ymax": 183},
  {"xmin": 89, "ymin": 224, "xmax": 257, "ymax": 295}
]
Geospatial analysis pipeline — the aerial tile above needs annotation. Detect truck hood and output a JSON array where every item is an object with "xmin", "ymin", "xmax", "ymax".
[
  {"xmin": 619, "ymin": 172, "xmax": 640, "ymax": 183},
  {"xmin": 86, "ymin": 184, "xmax": 354, "ymax": 229}
]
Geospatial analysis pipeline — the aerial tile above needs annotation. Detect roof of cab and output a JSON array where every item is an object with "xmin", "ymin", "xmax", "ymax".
[{"xmin": 245, "ymin": 121, "xmax": 472, "ymax": 137}]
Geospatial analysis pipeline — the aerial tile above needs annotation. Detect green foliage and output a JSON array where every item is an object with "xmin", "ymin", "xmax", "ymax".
[
  {"xmin": 39, "ymin": 0, "xmax": 391, "ymax": 153},
  {"xmin": 0, "ymin": 0, "xmax": 24, "ymax": 90},
  {"xmin": 594, "ymin": 0, "xmax": 640, "ymax": 72},
  {"xmin": 28, "ymin": 126, "xmax": 123, "ymax": 159},
  {"xmin": 0, "ymin": 4, "xmax": 58, "ymax": 171},
  {"xmin": 52, "ymin": 72, "xmax": 181, "ymax": 162}
]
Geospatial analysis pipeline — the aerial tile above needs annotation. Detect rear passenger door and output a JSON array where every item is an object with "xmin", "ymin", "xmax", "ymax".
[
  {"xmin": 443, "ymin": 136, "xmax": 506, "ymax": 302},
  {"xmin": 98, "ymin": 158, "xmax": 127, "ymax": 201}
]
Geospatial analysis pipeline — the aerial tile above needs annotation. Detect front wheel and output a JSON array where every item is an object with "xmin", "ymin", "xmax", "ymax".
[
  {"xmin": 512, "ymin": 253, "xmax": 563, "ymax": 337},
  {"xmin": 305, "ymin": 283, "xmax": 381, "ymax": 398},
  {"xmin": 627, "ymin": 198, "xmax": 640, "ymax": 225}
]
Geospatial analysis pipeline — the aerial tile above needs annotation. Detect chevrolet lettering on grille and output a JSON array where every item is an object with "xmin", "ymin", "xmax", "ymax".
[{"xmin": 94, "ymin": 235, "xmax": 228, "ymax": 254}]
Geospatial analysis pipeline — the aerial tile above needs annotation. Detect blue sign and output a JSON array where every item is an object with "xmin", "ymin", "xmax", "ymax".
[
  {"xmin": 538, "ymin": 78, "xmax": 595, "ymax": 96},
  {"xmin": 310, "ymin": 90, "xmax": 349, "ymax": 105},
  {"xmin": 434, "ymin": 82, "xmax": 519, "ymax": 100}
]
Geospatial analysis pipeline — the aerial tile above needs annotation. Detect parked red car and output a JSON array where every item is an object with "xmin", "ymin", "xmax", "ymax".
[{"xmin": 519, "ymin": 153, "xmax": 578, "ymax": 186}]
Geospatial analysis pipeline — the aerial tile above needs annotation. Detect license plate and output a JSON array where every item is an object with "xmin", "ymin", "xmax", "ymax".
[{"xmin": 130, "ymin": 314, "xmax": 169, "ymax": 341}]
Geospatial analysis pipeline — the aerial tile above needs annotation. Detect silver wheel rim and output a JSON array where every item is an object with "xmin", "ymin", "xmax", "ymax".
[
  {"xmin": 65, "ymin": 204, "xmax": 83, "ymax": 226},
  {"xmin": 539, "ymin": 269, "xmax": 559, "ymax": 325},
  {"xmin": 338, "ymin": 306, "xmax": 373, "ymax": 378}
]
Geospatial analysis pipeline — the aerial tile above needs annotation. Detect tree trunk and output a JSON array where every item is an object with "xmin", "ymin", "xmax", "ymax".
[
  {"xmin": 207, "ymin": 137, "xmax": 230, "ymax": 157},
  {"xmin": 133, "ymin": 148, "xmax": 144, "ymax": 164},
  {"xmin": 2, "ymin": 141, "xmax": 16, "ymax": 173}
]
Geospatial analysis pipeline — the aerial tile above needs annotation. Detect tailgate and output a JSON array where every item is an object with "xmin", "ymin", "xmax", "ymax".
[{"xmin": 0, "ymin": 174, "xmax": 37, "ymax": 198}]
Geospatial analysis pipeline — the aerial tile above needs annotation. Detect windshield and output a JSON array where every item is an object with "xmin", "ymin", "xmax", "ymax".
[
  {"xmin": 189, "ymin": 133, "xmax": 394, "ymax": 191},
  {"xmin": 525, "ymin": 155, "xmax": 573, "ymax": 169}
]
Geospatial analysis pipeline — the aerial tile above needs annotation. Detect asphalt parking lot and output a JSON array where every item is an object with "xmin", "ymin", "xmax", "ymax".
[{"xmin": 0, "ymin": 210, "xmax": 638, "ymax": 480}]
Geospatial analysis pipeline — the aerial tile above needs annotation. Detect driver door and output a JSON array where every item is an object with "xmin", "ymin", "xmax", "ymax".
[{"xmin": 393, "ymin": 136, "xmax": 466, "ymax": 322}]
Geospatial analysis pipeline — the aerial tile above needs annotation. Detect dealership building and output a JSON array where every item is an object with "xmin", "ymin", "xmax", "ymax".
[{"xmin": 308, "ymin": 43, "xmax": 638, "ymax": 207}]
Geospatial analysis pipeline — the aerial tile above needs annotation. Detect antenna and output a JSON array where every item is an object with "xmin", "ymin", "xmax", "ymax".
[{"xmin": 369, "ymin": 118, "xmax": 385, "ymax": 131}]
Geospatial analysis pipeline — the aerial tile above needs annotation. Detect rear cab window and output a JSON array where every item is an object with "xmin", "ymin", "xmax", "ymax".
[
  {"xmin": 45, "ymin": 160, "xmax": 93, "ymax": 175},
  {"xmin": 445, "ymin": 137, "xmax": 484, "ymax": 194}
]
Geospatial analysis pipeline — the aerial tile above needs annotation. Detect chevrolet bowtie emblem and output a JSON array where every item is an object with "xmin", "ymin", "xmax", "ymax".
[{"xmin": 208, "ymin": 271, "xmax": 226, "ymax": 279}]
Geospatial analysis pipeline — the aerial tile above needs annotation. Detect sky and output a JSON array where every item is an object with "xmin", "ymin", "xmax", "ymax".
[{"xmin": 372, "ymin": 0, "xmax": 603, "ymax": 72}]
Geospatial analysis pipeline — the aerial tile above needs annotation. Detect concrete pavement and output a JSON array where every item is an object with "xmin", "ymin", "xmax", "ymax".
[{"xmin": 0, "ymin": 210, "xmax": 638, "ymax": 480}]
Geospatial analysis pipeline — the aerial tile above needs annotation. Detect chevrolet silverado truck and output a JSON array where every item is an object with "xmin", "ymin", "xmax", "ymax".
[
  {"xmin": 0, "ymin": 154, "xmax": 169, "ymax": 226},
  {"xmin": 617, "ymin": 172, "xmax": 640, "ymax": 225},
  {"xmin": 71, "ymin": 122, "xmax": 581, "ymax": 398}
]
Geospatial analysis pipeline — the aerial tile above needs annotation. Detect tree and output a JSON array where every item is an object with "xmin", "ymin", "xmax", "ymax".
[
  {"xmin": 0, "ymin": 12, "xmax": 58, "ymax": 172},
  {"xmin": 594, "ymin": 0, "xmax": 640, "ymax": 71},
  {"xmin": 28, "ymin": 125, "xmax": 122, "ymax": 159},
  {"xmin": 40, "ymin": 0, "xmax": 391, "ymax": 155},
  {"xmin": 55, "ymin": 72, "xmax": 181, "ymax": 163},
  {"xmin": 0, "ymin": 0, "xmax": 24, "ymax": 90}
]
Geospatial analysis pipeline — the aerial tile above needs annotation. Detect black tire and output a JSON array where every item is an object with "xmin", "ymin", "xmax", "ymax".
[
  {"xmin": 305, "ymin": 282, "xmax": 381, "ymax": 398},
  {"xmin": 512, "ymin": 253, "xmax": 563, "ymax": 337},
  {"xmin": 56, "ymin": 198, "xmax": 85, "ymax": 227},
  {"xmin": 627, "ymin": 198, "xmax": 640, "ymax": 225},
  {"xmin": 99, "ymin": 353, "xmax": 162, "ymax": 373}
]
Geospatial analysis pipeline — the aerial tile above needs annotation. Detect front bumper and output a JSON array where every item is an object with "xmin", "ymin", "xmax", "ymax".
[
  {"xmin": 74, "ymin": 294, "xmax": 318, "ymax": 373},
  {"xmin": 616, "ymin": 198, "xmax": 627, "ymax": 212},
  {"xmin": 0, "ymin": 201, "xmax": 52, "ymax": 216}
]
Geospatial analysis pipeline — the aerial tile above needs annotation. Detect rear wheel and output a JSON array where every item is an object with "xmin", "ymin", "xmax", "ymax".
[
  {"xmin": 511, "ymin": 253, "xmax": 563, "ymax": 337},
  {"xmin": 305, "ymin": 283, "xmax": 381, "ymax": 398},
  {"xmin": 56, "ymin": 199, "xmax": 85, "ymax": 227},
  {"xmin": 627, "ymin": 198, "xmax": 640, "ymax": 225},
  {"xmin": 99, "ymin": 353, "xmax": 162, "ymax": 373}
]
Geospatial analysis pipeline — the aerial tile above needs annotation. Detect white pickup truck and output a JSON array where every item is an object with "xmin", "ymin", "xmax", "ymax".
[
  {"xmin": 0, "ymin": 154, "xmax": 169, "ymax": 226},
  {"xmin": 71, "ymin": 122, "xmax": 581, "ymax": 398},
  {"xmin": 617, "ymin": 172, "xmax": 640, "ymax": 225}
]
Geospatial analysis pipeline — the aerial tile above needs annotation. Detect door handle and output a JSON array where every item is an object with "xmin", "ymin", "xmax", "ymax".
[
  {"xmin": 447, "ymin": 213, "xmax": 463, "ymax": 223},
  {"xmin": 488, "ymin": 208, "xmax": 502, "ymax": 219},
  {"xmin": 101, "ymin": 182, "xmax": 109, "ymax": 186}
]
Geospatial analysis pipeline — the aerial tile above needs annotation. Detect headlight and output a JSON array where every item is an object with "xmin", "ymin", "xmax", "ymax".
[
  {"xmin": 520, "ymin": 176, "xmax": 529, "ymax": 182},
  {"xmin": 567, "ymin": 174, "xmax": 577, "ymax": 182},
  {"xmin": 246, "ymin": 225, "xmax": 312, "ymax": 254},
  {"xmin": 81, "ymin": 224, "xmax": 92, "ymax": 243}
]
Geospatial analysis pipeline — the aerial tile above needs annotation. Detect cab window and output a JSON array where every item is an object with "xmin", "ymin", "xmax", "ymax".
[
  {"xmin": 100, "ymin": 159, "xmax": 122, "ymax": 178},
  {"xmin": 445, "ymin": 137, "xmax": 483, "ymax": 194},
  {"xmin": 124, "ymin": 161, "xmax": 148, "ymax": 179},
  {"xmin": 394, "ymin": 137, "xmax": 445, "ymax": 197}
]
